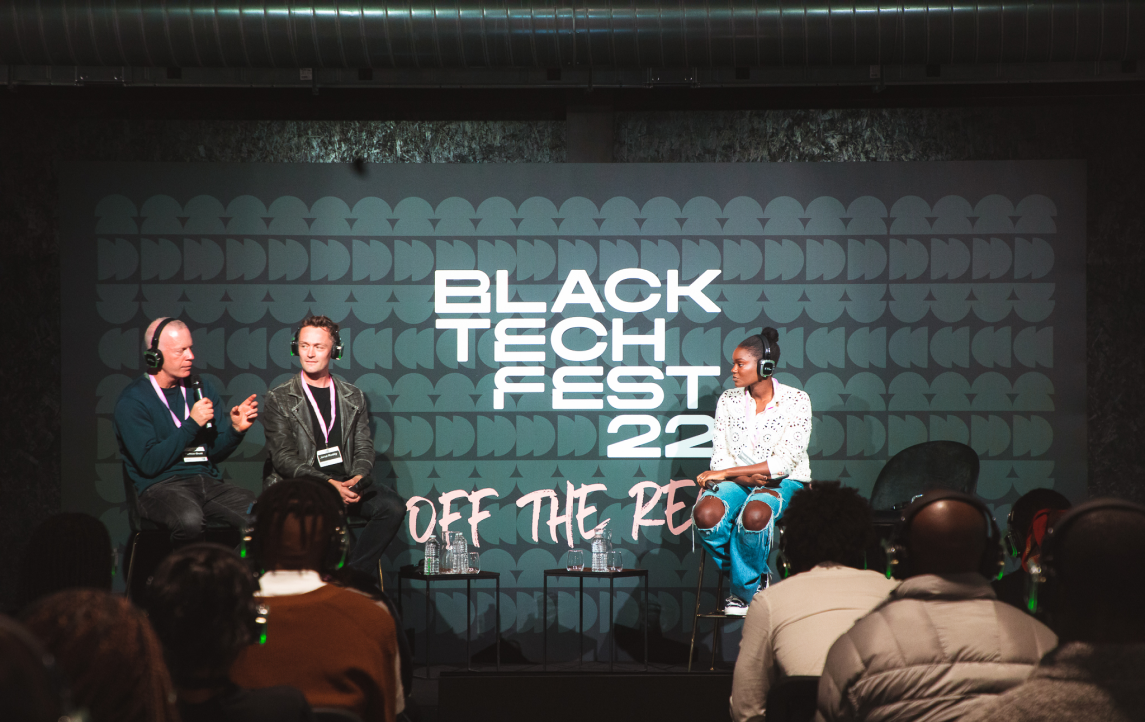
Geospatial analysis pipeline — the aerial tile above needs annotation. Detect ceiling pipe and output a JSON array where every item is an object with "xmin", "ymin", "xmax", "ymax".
[{"xmin": 2, "ymin": 1, "xmax": 1141, "ymax": 69}]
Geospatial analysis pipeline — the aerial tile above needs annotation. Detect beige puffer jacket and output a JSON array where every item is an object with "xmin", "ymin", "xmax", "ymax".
[{"xmin": 815, "ymin": 573, "xmax": 1058, "ymax": 722}]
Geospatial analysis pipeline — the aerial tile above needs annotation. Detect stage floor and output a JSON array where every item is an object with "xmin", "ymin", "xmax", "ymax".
[{"xmin": 407, "ymin": 664, "xmax": 733, "ymax": 722}]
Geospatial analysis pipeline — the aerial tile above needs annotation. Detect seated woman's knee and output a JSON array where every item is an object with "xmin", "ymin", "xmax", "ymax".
[
  {"xmin": 693, "ymin": 496, "xmax": 726, "ymax": 530},
  {"xmin": 741, "ymin": 499, "xmax": 773, "ymax": 531}
]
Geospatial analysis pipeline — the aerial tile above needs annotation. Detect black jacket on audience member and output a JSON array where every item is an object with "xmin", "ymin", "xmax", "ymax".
[{"xmin": 178, "ymin": 682, "xmax": 312, "ymax": 722}]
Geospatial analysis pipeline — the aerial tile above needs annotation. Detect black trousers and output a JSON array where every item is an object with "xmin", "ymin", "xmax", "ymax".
[
  {"xmin": 346, "ymin": 481, "xmax": 407, "ymax": 575},
  {"xmin": 137, "ymin": 474, "xmax": 256, "ymax": 545}
]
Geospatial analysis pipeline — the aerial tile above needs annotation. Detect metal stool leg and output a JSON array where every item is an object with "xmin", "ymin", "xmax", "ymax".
[
  {"xmin": 711, "ymin": 569, "xmax": 725, "ymax": 671},
  {"xmin": 495, "ymin": 576, "xmax": 501, "ymax": 671},
  {"xmin": 687, "ymin": 550, "xmax": 707, "ymax": 672},
  {"xmin": 643, "ymin": 572, "xmax": 649, "ymax": 671},
  {"xmin": 542, "ymin": 575, "xmax": 548, "ymax": 671}
]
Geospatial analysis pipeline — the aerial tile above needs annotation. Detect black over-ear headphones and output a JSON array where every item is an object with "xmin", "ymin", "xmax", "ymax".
[
  {"xmin": 291, "ymin": 324, "xmax": 343, "ymax": 360},
  {"xmin": 1004, "ymin": 506, "xmax": 1024, "ymax": 559},
  {"xmin": 1004, "ymin": 494, "xmax": 1072, "ymax": 559},
  {"xmin": 0, "ymin": 615, "xmax": 91, "ymax": 722},
  {"xmin": 756, "ymin": 332, "xmax": 776, "ymax": 380},
  {"xmin": 1027, "ymin": 498, "xmax": 1145, "ymax": 617},
  {"xmin": 775, "ymin": 522, "xmax": 793, "ymax": 579},
  {"xmin": 243, "ymin": 505, "xmax": 350, "ymax": 576},
  {"xmin": 883, "ymin": 489, "xmax": 1004, "ymax": 581},
  {"xmin": 144, "ymin": 317, "xmax": 177, "ymax": 373}
]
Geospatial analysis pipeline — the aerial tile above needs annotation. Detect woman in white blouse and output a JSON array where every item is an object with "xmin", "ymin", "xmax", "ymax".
[{"xmin": 693, "ymin": 328, "xmax": 812, "ymax": 615}]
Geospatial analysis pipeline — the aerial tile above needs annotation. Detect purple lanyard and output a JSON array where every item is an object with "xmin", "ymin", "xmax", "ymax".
[
  {"xmin": 301, "ymin": 373, "xmax": 337, "ymax": 445},
  {"xmin": 149, "ymin": 375, "xmax": 191, "ymax": 428}
]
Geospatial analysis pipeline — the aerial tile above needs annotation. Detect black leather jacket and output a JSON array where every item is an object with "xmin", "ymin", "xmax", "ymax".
[{"xmin": 261, "ymin": 374, "xmax": 374, "ymax": 490}]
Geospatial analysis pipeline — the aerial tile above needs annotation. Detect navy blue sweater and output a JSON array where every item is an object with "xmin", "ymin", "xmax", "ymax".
[{"xmin": 114, "ymin": 374, "xmax": 245, "ymax": 495}]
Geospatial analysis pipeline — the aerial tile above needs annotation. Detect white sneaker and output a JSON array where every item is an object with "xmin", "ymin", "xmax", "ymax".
[{"xmin": 723, "ymin": 596, "xmax": 749, "ymax": 616}]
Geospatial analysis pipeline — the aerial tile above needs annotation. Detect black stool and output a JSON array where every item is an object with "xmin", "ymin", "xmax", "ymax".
[
  {"xmin": 687, "ymin": 548, "xmax": 735, "ymax": 671},
  {"xmin": 122, "ymin": 472, "xmax": 241, "ymax": 602}
]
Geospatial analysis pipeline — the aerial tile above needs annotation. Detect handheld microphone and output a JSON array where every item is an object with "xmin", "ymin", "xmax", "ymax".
[{"xmin": 188, "ymin": 375, "xmax": 216, "ymax": 431}]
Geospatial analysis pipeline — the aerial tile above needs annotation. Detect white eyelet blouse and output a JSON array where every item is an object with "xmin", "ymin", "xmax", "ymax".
[{"xmin": 709, "ymin": 379, "xmax": 813, "ymax": 482}]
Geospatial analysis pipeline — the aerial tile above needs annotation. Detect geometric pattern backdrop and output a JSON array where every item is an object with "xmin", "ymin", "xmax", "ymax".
[{"xmin": 61, "ymin": 162, "xmax": 1085, "ymax": 654}]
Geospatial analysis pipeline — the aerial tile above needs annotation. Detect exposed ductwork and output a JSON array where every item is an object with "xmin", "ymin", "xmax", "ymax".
[{"xmin": 2, "ymin": 1, "xmax": 1142, "ymax": 70}]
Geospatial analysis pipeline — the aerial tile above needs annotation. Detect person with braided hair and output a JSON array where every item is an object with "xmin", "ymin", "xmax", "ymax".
[
  {"xmin": 230, "ymin": 479, "xmax": 400, "ymax": 722},
  {"xmin": 21, "ymin": 588, "xmax": 179, "ymax": 722}
]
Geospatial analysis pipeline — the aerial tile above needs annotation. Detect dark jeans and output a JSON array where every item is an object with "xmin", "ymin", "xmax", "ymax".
[
  {"xmin": 137, "ymin": 474, "xmax": 257, "ymax": 545},
  {"xmin": 346, "ymin": 482, "xmax": 406, "ymax": 574}
]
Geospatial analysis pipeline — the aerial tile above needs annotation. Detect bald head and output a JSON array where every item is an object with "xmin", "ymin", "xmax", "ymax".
[
  {"xmin": 907, "ymin": 499, "xmax": 989, "ymax": 576},
  {"xmin": 143, "ymin": 317, "xmax": 188, "ymax": 351}
]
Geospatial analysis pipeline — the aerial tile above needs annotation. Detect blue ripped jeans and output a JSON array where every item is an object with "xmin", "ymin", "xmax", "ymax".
[{"xmin": 692, "ymin": 478, "xmax": 805, "ymax": 603}]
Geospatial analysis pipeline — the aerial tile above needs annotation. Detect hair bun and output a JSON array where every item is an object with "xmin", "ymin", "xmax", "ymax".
[{"xmin": 761, "ymin": 327, "xmax": 779, "ymax": 343}]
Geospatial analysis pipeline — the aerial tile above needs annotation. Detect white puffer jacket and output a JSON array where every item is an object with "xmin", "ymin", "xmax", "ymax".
[{"xmin": 815, "ymin": 573, "xmax": 1058, "ymax": 722}]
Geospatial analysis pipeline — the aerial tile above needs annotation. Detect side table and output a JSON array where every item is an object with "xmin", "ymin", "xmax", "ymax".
[
  {"xmin": 397, "ymin": 567, "xmax": 500, "ymax": 672},
  {"xmin": 542, "ymin": 568, "xmax": 649, "ymax": 672}
]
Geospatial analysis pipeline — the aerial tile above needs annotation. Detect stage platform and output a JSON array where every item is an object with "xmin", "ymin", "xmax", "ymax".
[{"xmin": 407, "ymin": 664, "xmax": 732, "ymax": 722}]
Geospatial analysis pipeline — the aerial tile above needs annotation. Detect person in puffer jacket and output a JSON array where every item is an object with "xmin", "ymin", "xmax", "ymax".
[{"xmin": 815, "ymin": 490, "xmax": 1057, "ymax": 722}]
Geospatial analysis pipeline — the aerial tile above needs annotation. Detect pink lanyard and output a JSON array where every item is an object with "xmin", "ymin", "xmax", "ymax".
[
  {"xmin": 301, "ymin": 373, "xmax": 337, "ymax": 445},
  {"xmin": 149, "ymin": 375, "xmax": 191, "ymax": 428}
]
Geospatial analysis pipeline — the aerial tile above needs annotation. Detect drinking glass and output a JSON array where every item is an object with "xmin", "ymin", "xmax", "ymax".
[
  {"xmin": 468, "ymin": 551, "xmax": 481, "ymax": 573},
  {"xmin": 607, "ymin": 550, "xmax": 624, "ymax": 572},
  {"xmin": 566, "ymin": 549, "xmax": 585, "ymax": 571}
]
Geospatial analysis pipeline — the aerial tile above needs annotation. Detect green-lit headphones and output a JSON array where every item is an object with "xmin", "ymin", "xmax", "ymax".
[
  {"xmin": 883, "ymin": 489, "xmax": 1004, "ymax": 581},
  {"xmin": 775, "ymin": 522, "xmax": 793, "ymax": 579},
  {"xmin": 241, "ymin": 517, "xmax": 349, "ymax": 576},
  {"xmin": 291, "ymin": 324, "xmax": 343, "ymax": 360},
  {"xmin": 1026, "ymin": 498, "xmax": 1145, "ymax": 617}
]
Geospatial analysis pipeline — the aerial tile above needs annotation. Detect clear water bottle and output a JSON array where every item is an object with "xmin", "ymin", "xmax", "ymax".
[
  {"xmin": 452, "ymin": 533, "xmax": 469, "ymax": 574},
  {"xmin": 591, "ymin": 522, "xmax": 612, "ymax": 572},
  {"xmin": 424, "ymin": 535, "xmax": 440, "ymax": 575}
]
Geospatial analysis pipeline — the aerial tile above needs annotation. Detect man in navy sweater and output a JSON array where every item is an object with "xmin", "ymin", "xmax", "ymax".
[{"xmin": 114, "ymin": 317, "xmax": 260, "ymax": 543}]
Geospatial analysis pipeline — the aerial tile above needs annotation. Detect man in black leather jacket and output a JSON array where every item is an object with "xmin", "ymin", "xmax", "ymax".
[{"xmin": 261, "ymin": 314, "xmax": 405, "ymax": 576}]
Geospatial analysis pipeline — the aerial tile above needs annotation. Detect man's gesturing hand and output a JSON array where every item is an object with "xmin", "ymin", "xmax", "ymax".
[
  {"xmin": 329, "ymin": 477, "xmax": 360, "ymax": 505},
  {"xmin": 190, "ymin": 398, "xmax": 214, "ymax": 427},
  {"xmin": 230, "ymin": 394, "xmax": 259, "ymax": 432}
]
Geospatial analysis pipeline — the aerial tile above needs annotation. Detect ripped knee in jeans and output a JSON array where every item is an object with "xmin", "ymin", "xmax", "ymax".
[
  {"xmin": 693, "ymin": 495, "xmax": 727, "ymax": 530},
  {"xmin": 740, "ymin": 499, "xmax": 773, "ymax": 531}
]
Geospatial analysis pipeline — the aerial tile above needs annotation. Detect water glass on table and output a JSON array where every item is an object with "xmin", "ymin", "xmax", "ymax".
[
  {"xmin": 607, "ymin": 550, "xmax": 624, "ymax": 572},
  {"xmin": 467, "ymin": 551, "xmax": 481, "ymax": 573},
  {"xmin": 566, "ymin": 549, "xmax": 585, "ymax": 571}
]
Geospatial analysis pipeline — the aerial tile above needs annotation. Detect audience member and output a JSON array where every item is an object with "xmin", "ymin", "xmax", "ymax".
[
  {"xmin": 329, "ymin": 566, "xmax": 413, "ymax": 708},
  {"xmin": 994, "ymin": 488, "xmax": 1071, "ymax": 613},
  {"xmin": 21, "ymin": 588, "xmax": 179, "ymax": 722},
  {"xmin": 731, "ymin": 483, "xmax": 897, "ymax": 722},
  {"xmin": 815, "ymin": 490, "xmax": 1057, "ymax": 722},
  {"xmin": 18, "ymin": 512, "xmax": 113, "ymax": 610},
  {"xmin": 962, "ymin": 499, "xmax": 1145, "ymax": 722},
  {"xmin": 146, "ymin": 543, "xmax": 312, "ymax": 722},
  {"xmin": 230, "ymin": 479, "xmax": 400, "ymax": 722},
  {"xmin": 0, "ymin": 615, "xmax": 71, "ymax": 722}
]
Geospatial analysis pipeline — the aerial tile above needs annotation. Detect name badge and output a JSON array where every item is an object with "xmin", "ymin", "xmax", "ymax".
[
  {"xmin": 183, "ymin": 445, "xmax": 208, "ymax": 463},
  {"xmin": 317, "ymin": 446, "xmax": 344, "ymax": 468}
]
